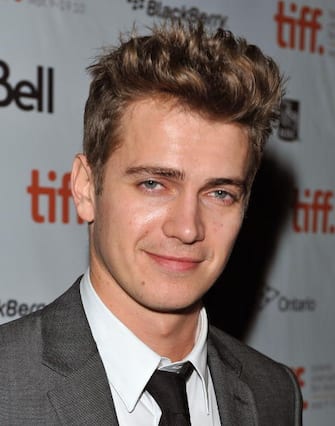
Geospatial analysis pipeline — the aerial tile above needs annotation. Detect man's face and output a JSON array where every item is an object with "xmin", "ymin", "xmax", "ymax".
[{"xmin": 77, "ymin": 98, "xmax": 251, "ymax": 314}]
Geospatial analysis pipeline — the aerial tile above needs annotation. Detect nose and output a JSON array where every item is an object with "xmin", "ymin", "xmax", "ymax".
[{"xmin": 162, "ymin": 193, "xmax": 205, "ymax": 244}]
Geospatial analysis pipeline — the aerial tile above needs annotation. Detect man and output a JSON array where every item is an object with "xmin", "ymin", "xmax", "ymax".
[{"xmin": 0, "ymin": 23, "xmax": 302, "ymax": 425}]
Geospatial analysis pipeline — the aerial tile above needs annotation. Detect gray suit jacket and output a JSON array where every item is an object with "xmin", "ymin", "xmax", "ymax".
[{"xmin": 0, "ymin": 278, "xmax": 302, "ymax": 425}]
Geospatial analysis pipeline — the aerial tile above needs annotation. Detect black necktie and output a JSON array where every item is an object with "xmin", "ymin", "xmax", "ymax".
[{"xmin": 146, "ymin": 362, "xmax": 194, "ymax": 426}]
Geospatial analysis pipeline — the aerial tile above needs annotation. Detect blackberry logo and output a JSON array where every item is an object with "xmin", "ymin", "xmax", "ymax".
[
  {"xmin": 0, "ymin": 299, "xmax": 45, "ymax": 318},
  {"xmin": 125, "ymin": 0, "xmax": 228, "ymax": 29}
]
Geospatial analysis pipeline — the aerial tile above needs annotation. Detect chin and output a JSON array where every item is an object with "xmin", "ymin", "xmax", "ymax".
[{"xmin": 144, "ymin": 297, "xmax": 202, "ymax": 315}]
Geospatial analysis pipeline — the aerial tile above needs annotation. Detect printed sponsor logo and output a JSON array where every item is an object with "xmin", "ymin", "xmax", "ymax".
[
  {"xmin": 12, "ymin": 0, "xmax": 86, "ymax": 14},
  {"xmin": 0, "ymin": 299, "xmax": 45, "ymax": 318},
  {"xmin": 274, "ymin": 1, "xmax": 324, "ymax": 54},
  {"xmin": 309, "ymin": 364, "xmax": 335, "ymax": 410},
  {"xmin": 292, "ymin": 188, "xmax": 335, "ymax": 234},
  {"xmin": 26, "ymin": 169, "xmax": 84, "ymax": 224},
  {"xmin": 127, "ymin": 0, "xmax": 144, "ymax": 10},
  {"xmin": 329, "ymin": 10, "xmax": 335, "ymax": 58},
  {"xmin": 278, "ymin": 99, "xmax": 300, "ymax": 141},
  {"xmin": 0, "ymin": 59, "xmax": 54, "ymax": 113},
  {"xmin": 274, "ymin": 1, "xmax": 335, "ymax": 57},
  {"xmin": 292, "ymin": 364, "xmax": 335, "ymax": 411},
  {"xmin": 292, "ymin": 366, "xmax": 309, "ymax": 409},
  {"xmin": 126, "ymin": 0, "xmax": 228, "ymax": 29},
  {"xmin": 260, "ymin": 286, "xmax": 316, "ymax": 312}
]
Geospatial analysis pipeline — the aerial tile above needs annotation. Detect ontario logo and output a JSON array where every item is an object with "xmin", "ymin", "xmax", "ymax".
[
  {"xmin": 260, "ymin": 286, "xmax": 316, "ymax": 312},
  {"xmin": 126, "ymin": 0, "xmax": 228, "ymax": 29}
]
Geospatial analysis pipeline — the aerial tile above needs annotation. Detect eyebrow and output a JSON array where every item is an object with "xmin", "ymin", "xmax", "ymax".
[
  {"xmin": 203, "ymin": 178, "xmax": 247, "ymax": 194},
  {"xmin": 125, "ymin": 166, "xmax": 185, "ymax": 180}
]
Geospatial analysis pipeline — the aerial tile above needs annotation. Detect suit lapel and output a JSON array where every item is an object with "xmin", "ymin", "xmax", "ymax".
[
  {"xmin": 41, "ymin": 279, "xmax": 119, "ymax": 425},
  {"xmin": 40, "ymin": 280, "xmax": 259, "ymax": 425},
  {"xmin": 47, "ymin": 352, "xmax": 118, "ymax": 425},
  {"xmin": 208, "ymin": 328, "xmax": 258, "ymax": 426}
]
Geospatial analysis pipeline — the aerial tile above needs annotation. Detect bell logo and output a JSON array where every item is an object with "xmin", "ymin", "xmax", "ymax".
[
  {"xmin": 274, "ymin": 1, "xmax": 324, "ymax": 54},
  {"xmin": 0, "ymin": 59, "xmax": 54, "ymax": 113}
]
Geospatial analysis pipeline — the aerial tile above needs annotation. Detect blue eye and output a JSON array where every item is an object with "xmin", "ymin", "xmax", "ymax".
[
  {"xmin": 210, "ymin": 189, "xmax": 236, "ymax": 206},
  {"xmin": 141, "ymin": 180, "xmax": 161, "ymax": 190},
  {"xmin": 213, "ymin": 190, "xmax": 229, "ymax": 199}
]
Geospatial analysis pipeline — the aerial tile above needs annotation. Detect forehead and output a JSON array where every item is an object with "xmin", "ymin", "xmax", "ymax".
[{"xmin": 112, "ymin": 97, "xmax": 251, "ymax": 180}]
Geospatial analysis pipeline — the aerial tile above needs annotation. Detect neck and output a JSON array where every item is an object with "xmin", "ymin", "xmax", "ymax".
[{"xmin": 127, "ymin": 304, "xmax": 202, "ymax": 362}]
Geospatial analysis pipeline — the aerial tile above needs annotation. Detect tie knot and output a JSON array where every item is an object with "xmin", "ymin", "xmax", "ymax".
[
  {"xmin": 146, "ymin": 362, "xmax": 193, "ymax": 425},
  {"xmin": 167, "ymin": 361, "xmax": 194, "ymax": 381}
]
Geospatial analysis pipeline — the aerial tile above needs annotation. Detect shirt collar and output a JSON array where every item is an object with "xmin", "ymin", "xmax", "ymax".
[{"xmin": 80, "ymin": 269, "xmax": 209, "ymax": 413}]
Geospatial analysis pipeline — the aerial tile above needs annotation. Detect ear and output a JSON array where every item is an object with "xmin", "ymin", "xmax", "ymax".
[{"xmin": 71, "ymin": 154, "xmax": 95, "ymax": 223}]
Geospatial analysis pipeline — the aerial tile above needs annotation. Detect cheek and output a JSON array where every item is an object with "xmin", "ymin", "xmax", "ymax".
[
  {"xmin": 99, "ymin": 198, "xmax": 168, "ymax": 242},
  {"xmin": 211, "ymin": 212, "xmax": 244, "ymax": 244},
  {"xmin": 128, "ymin": 200, "xmax": 169, "ymax": 229}
]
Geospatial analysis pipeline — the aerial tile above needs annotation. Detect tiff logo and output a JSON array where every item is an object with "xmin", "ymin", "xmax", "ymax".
[
  {"xmin": 292, "ymin": 189, "xmax": 334, "ymax": 234},
  {"xmin": 274, "ymin": 1, "xmax": 324, "ymax": 54},
  {"xmin": 27, "ymin": 170, "xmax": 83, "ymax": 224}
]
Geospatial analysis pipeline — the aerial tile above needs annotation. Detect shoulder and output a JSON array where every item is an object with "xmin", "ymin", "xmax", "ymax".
[
  {"xmin": 0, "ymin": 281, "xmax": 81, "ymax": 421},
  {"xmin": 0, "ymin": 278, "xmax": 82, "ymax": 359},
  {"xmin": 209, "ymin": 325, "xmax": 298, "ymax": 386},
  {"xmin": 208, "ymin": 325, "xmax": 302, "ymax": 424},
  {"xmin": 0, "ymin": 306, "xmax": 43, "ymax": 353},
  {"xmin": 210, "ymin": 326, "xmax": 282, "ymax": 362}
]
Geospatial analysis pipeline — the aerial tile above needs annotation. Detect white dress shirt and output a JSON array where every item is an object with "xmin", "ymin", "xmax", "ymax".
[{"xmin": 80, "ymin": 270, "xmax": 221, "ymax": 425}]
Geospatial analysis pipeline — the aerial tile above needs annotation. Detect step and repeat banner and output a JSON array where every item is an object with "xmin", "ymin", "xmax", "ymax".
[{"xmin": 1, "ymin": 0, "xmax": 334, "ymax": 424}]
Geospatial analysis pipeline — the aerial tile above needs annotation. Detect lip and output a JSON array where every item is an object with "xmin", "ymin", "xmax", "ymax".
[{"xmin": 145, "ymin": 252, "xmax": 203, "ymax": 272}]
